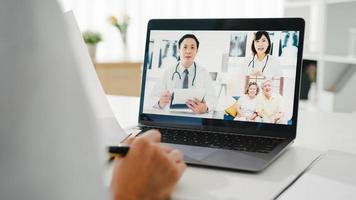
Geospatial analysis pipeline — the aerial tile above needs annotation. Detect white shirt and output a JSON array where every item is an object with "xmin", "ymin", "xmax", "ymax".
[
  {"xmin": 236, "ymin": 95, "xmax": 258, "ymax": 117},
  {"xmin": 256, "ymin": 93, "xmax": 284, "ymax": 123},
  {"xmin": 0, "ymin": 1, "xmax": 108, "ymax": 199},
  {"xmin": 245, "ymin": 55, "xmax": 283, "ymax": 79},
  {"xmin": 149, "ymin": 62, "xmax": 217, "ymax": 111}
]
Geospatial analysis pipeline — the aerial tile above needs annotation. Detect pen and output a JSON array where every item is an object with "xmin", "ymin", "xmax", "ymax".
[
  {"xmin": 107, "ymin": 130, "xmax": 142, "ymax": 162},
  {"xmin": 108, "ymin": 144, "xmax": 130, "ymax": 158}
]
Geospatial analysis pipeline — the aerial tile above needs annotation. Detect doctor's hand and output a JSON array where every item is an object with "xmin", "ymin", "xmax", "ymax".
[
  {"xmin": 273, "ymin": 112, "xmax": 284, "ymax": 124},
  {"xmin": 159, "ymin": 90, "xmax": 172, "ymax": 109},
  {"xmin": 111, "ymin": 130, "xmax": 186, "ymax": 200},
  {"xmin": 186, "ymin": 98, "xmax": 208, "ymax": 114}
]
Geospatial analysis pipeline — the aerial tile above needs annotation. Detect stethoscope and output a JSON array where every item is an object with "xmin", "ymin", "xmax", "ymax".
[
  {"xmin": 247, "ymin": 54, "xmax": 270, "ymax": 72},
  {"xmin": 171, "ymin": 62, "xmax": 197, "ymax": 86}
]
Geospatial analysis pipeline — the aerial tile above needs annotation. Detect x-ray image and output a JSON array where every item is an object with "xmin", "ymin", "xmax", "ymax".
[
  {"xmin": 279, "ymin": 31, "xmax": 299, "ymax": 57},
  {"xmin": 146, "ymin": 40, "xmax": 154, "ymax": 70},
  {"xmin": 267, "ymin": 31, "xmax": 276, "ymax": 55},
  {"xmin": 229, "ymin": 33, "xmax": 247, "ymax": 57},
  {"xmin": 158, "ymin": 40, "xmax": 178, "ymax": 68}
]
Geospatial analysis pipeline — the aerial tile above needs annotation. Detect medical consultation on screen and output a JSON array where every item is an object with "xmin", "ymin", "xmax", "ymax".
[{"xmin": 143, "ymin": 30, "xmax": 300, "ymax": 125}]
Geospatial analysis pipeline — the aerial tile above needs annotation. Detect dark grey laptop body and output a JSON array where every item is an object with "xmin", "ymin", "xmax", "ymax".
[{"xmin": 137, "ymin": 18, "xmax": 305, "ymax": 172}]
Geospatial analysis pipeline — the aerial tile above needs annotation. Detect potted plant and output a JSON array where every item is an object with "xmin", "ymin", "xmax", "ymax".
[{"xmin": 82, "ymin": 31, "xmax": 102, "ymax": 60}]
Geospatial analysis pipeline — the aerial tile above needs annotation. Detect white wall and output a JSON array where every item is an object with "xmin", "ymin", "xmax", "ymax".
[
  {"xmin": 58, "ymin": 0, "xmax": 284, "ymax": 61},
  {"xmin": 334, "ymin": 66, "xmax": 356, "ymax": 112}
]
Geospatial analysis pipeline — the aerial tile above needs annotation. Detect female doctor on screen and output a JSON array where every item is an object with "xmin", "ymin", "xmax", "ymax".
[
  {"xmin": 245, "ymin": 31, "xmax": 282, "ymax": 79},
  {"xmin": 149, "ymin": 34, "xmax": 216, "ymax": 114}
]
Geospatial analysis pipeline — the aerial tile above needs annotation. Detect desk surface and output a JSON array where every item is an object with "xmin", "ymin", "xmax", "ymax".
[
  {"xmin": 105, "ymin": 95, "xmax": 356, "ymax": 199},
  {"xmin": 279, "ymin": 150, "xmax": 356, "ymax": 200},
  {"xmin": 173, "ymin": 147, "xmax": 321, "ymax": 200}
]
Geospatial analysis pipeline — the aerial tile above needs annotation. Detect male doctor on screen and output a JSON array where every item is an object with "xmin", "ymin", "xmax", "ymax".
[{"xmin": 150, "ymin": 34, "xmax": 217, "ymax": 114}]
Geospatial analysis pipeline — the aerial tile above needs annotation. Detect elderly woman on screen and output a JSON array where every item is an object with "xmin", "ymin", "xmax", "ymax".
[{"xmin": 234, "ymin": 82, "xmax": 259, "ymax": 122}]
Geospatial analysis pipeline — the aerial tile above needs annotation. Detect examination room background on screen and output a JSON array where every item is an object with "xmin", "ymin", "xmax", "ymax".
[{"xmin": 142, "ymin": 30, "xmax": 300, "ymax": 125}]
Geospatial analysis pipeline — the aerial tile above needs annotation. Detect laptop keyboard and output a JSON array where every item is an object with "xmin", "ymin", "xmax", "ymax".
[{"xmin": 140, "ymin": 127, "xmax": 284, "ymax": 154}]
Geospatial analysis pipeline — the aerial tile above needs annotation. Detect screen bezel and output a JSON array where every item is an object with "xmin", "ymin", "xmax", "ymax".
[{"xmin": 138, "ymin": 18, "xmax": 305, "ymax": 139}]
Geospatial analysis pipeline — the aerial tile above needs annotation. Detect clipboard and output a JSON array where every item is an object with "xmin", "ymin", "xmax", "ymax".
[{"xmin": 169, "ymin": 89, "xmax": 205, "ymax": 109}]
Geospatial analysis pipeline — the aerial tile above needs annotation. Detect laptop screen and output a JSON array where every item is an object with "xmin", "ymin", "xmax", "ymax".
[{"xmin": 140, "ymin": 19, "xmax": 304, "ymax": 131}]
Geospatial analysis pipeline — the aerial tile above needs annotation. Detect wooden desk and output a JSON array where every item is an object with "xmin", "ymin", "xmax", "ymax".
[{"xmin": 94, "ymin": 62, "xmax": 142, "ymax": 96}]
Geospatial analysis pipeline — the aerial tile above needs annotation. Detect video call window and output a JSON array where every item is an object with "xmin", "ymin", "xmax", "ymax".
[{"xmin": 142, "ymin": 30, "xmax": 300, "ymax": 125}]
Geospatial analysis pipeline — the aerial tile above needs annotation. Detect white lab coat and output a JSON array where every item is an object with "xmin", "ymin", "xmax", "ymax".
[
  {"xmin": 245, "ymin": 54, "xmax": 283, "ymax": 79},
  {"xmin": 149, "ymin": 62, "xmax": 217, "ymax": 111},
  {"xmin": 0, "ymin": 1, "xmax": 108, "ymax": 200}
]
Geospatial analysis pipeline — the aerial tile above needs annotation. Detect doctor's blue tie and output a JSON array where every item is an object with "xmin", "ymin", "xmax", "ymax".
[{"xmin": 183, "ymin": 69, "xmax": 189, "ymax": 89}]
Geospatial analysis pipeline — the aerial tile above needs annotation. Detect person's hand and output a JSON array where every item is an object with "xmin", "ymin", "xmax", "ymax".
[
  {"xmin": 247, "ymin": 113, "xmax": 258, "ymax": 121},
  {"xmin": 273, "ymin": 112, "xmax": 283, "ymax": 123},
  {"xmin": 247, "ymin": 116, "xmax": 255, "ymax": 121},
  {"xmin": 111, "ymin": 130, "xmax": 186, "ymax": 200},
  {"xmin": 236, "ymin": 113, "xmax": 245, "ymax": 119},
  {"xmin": 186, "ymin": 98, "xmax": 208, "ymax": 114},
  {"xmin": 159, "ymin": 90, "xmax": 171, "ymax": 109}
]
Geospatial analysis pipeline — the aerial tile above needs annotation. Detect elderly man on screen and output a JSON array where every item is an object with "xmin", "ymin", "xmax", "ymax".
[{"xmin": 256, "ymin": 79, "xmax": 285, "ymax": 124}]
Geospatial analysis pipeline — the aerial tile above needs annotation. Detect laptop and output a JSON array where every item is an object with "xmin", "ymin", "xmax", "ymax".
[{"xmin": 137, "ymin": 18, "xmax": 304, "ymax": 172}]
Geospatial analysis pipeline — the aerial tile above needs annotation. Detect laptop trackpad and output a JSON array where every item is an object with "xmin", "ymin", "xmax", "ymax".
[
  {"xmin": 165, "ymin": 143, "xmax": 218, "ymax": 161},
  {"xmin": 163, "ymin": 143, "xmax": 270, "ymax": 171}
]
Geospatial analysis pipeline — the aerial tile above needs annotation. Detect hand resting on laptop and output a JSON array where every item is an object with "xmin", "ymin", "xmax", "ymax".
[{"xmin": 111, "ymin": 130, "xmax": 186, "ymax": 200}]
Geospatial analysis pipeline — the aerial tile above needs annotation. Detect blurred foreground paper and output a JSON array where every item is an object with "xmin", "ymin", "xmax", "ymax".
[{"xmin": 0, "ymin": 1, "xmax": 108, "ymax": 199}]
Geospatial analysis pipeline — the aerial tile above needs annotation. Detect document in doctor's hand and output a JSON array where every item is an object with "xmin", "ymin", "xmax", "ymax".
[{"xmin": 170, "ymin": 89, "xmax": 205, "ymax": 109}]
